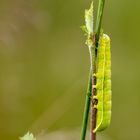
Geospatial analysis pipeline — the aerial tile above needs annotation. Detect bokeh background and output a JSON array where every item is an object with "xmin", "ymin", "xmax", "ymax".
[{"xmin": 0, "ymin": 0, "xmax": 140, "ymax": 140}]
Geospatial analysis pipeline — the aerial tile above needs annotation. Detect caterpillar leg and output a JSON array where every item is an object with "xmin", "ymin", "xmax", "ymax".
[
  {"xmin": 93, "ymin": 105, "xmax": 97, "ymax": 109},
  {"xmin": 92, "ymin": 84, "xmax": 97, "ymax": 89},
  {"xmin": 93, "ymin": 95, "xmax": 98, "ymax": 100},
  {"xmin": 93, "ymin": 73, "xmax": 96, "ymax": 77}
]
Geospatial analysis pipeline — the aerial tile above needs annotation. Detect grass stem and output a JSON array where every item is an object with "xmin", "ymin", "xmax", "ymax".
[
  {"xmin": 91, "ymin": 0, "xmax": 105, "ymax": 140},
  {"xmin": 80, "ymin": 69, "xmax": 92, "ymax": 140}
]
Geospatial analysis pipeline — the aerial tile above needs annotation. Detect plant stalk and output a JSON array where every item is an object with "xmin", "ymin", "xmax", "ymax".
[
  {"xmin": 91, "ymin": 0, "xmax": 105, "ymax": 140},
  {"xmin": 80, "ymin": 69, "xmax": 92, "ymax": 140},
  {"xmin": 90, "ymin": 43, "xmax": 97, "ymax": 140},
  {"xmin": 95, "ymin": 0, "xmax": 105, "ymax": 43}
]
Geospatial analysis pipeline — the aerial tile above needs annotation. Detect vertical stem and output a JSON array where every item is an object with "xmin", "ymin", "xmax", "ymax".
[
  {"xmin": 91, "ymin": 0, "xmax": 105, "ymax": 140},
  {"xmin": 90, "ymin": 43, "xmax": 97, "ymax": 140},
  {"xmin": 95, "ymin": 0, "xmax": 105, "ymax": 43},
  {"xmin": 80, "ymin": 69, "xmax": 92, "ymax": 140}
]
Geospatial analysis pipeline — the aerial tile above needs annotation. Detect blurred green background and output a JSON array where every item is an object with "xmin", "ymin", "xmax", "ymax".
[{"xmin": 0, "ymin": 0, "xmax": 140, "ymax": 140}]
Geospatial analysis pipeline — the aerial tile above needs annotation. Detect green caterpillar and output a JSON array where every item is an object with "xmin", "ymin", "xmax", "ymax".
[{"xmin": 93, "ymin": 33, "xmax": 111, "ymax": 132}]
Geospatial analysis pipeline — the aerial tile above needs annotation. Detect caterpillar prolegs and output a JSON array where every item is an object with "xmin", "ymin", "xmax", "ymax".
[{"xmin": 93, "ymin": 33, "xmax": 111, "ymax": 132}]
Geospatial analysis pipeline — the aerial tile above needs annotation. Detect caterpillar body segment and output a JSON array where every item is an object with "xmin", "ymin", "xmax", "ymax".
[{"xmin": 93, "ymin": 34, "xmax": 111, "ymax": 132}]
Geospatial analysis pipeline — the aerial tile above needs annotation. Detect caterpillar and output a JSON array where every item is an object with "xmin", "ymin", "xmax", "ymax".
[{"xmin": 93, "ymin": 33, "xmax": 111, "ymax": 132}]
